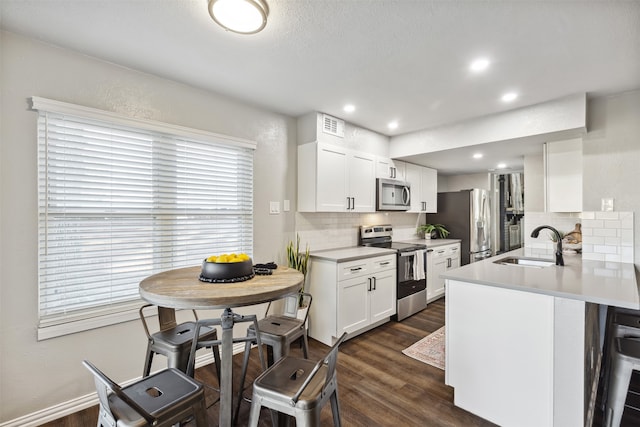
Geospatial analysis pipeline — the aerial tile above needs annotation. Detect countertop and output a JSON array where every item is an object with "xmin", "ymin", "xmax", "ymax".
[
  {"xmin": 441, "ymin": 248, "xmax": 640, "ymax": 309},
  {"xmin": 398, "ymin": 238, "xmax": 462, "ymax": 249},
  {"xmin": 309, "ymin": 246, "xmax": 396, "ymax": 262}
]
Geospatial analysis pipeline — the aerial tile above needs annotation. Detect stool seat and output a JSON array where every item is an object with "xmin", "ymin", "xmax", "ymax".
[{"xmin": 83, "ymin": 360, "xmax": 207, "ymax": 427}]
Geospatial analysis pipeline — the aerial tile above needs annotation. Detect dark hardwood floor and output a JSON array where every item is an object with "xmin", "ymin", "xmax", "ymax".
[{"xmin": 37, "ymin": 298, "xmax": 640, "ymax": 426}]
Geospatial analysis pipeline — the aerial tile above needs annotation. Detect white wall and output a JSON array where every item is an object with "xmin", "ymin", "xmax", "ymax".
[
  {"xmin": 0, "ymin": 31, "xmax": 297, "ymax": 422},
  {"xmin": 438, "ymin": 173, "xmax": 492, "ymax": 192},
  {"xmin": 522, "ymin": 89, "xmax": 640, "ymax": 264}
]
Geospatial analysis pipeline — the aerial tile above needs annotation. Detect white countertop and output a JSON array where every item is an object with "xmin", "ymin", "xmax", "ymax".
[
  {"xmin": 441, "ymin": 248, "xmax": 640, "ymax": 309},
  {"xmin": 398, "ymin": 238, "xmax": 462, "ymax": 248},
  {"xmin": 310, "ymin": 246, "xmax": 396, "ymax": 262}
]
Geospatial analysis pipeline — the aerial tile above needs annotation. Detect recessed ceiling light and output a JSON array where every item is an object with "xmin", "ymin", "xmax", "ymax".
[
  {"xmin": 501, "ymin": 92, "xmax": 518, "ymax": 102},
  {"xmin": 473, "ymin": 153, "xmax": 483, "ymax": 159},
  {"xmin": 388, "ymin": 121, "xmax": 399, "ymax": 130},
  {"xmin": 343, "ymin": 104, "xmax": 355, "ymax": 113},
  {"xmin": 497, "ymin": 163, "xmax": 507, "ymax": 169},
  {"xmin": 470, "ymin": 58, "xmax": 490, "ymax": 72}
]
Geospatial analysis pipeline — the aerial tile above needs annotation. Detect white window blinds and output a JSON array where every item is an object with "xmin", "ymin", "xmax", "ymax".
[{"xmin": 34, "ymin": 98, "xmax": 255, "ymax": 337}]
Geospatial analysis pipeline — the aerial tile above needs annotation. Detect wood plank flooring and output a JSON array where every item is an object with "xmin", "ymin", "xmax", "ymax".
[{"xmin": 37, "ymin": 298, "xmax": 639, "ymax": 426}]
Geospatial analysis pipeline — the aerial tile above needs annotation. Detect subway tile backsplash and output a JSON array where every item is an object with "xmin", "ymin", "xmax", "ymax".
[
  {"xmin": 295, "ymin": 212, "xmax": 422, "ymax": 251},
  {"xmin": 581, "ymin": 211, "xmax": 634, "ymax": 262},
  {"xmin": 524, "ymin": 211, "xmax": 634, "ymax": 263}
]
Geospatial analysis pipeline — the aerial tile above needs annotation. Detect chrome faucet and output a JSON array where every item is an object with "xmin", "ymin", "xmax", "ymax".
[{"xmin": 530, "ymin": 225, "xmax": 564, "ymax": 266}]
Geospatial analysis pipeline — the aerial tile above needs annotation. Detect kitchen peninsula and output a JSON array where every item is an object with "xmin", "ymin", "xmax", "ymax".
[{"xmin": 442, "ymin": 248, "xmax": 640, "ymax": 427}]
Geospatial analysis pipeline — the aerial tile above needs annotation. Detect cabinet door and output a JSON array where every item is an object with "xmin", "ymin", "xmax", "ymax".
[
  {"xmin": 376, "ymin": 157, "xmax": 406, "ymax": 180},
  {"xmin": 349, "ymin": 151, "xmax": 376, "ymax": 212},
  {"xmin": 405, "ymin": 162, "xmax": 423, "ymax": 212},
  {"xmin": 428, "ymin": 248, "xmax": 448, "ymax": 300},
  {"xmin": 448, "ymin": 244, "xmax": 461, "ymax": 269},
  {"xmin": 369, "ymin": 269, "xmax": 396, "ymax": 323},
  {"xmin": 317, "ymin": 144, "xmax": 348, "ymax": 211},
  {"xmin": 545, "ymin": 138, "xmax": 582, "ymax": 212},
  {"xmin": 421, "ymin": 166, "xmax": 438, "ymax": 213},
  {"xmin": 376, "ymin": 157, "xmax": 395, "ymax": 179},
  {"xmin": 338, "ymin": 276, "xmax": 370, "ymax": 334}
]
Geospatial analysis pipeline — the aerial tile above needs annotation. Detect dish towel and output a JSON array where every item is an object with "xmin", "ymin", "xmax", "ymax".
[{"xmin": 414, "ymin": 249, "xmax": 426, "ymax": 280}]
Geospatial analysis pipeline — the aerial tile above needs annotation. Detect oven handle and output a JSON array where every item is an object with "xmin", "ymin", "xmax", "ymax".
[{"xmin": 399, "ymin": 251, "xmax": 419, "ymax": 257}]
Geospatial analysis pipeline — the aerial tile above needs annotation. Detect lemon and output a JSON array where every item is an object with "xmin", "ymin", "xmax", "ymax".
[{"xmin": 206, "ymin": 252, "xmax": 250, "ymax": 263}]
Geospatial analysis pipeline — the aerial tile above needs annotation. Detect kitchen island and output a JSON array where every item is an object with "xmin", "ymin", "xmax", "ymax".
[{"xmin": 442, "ymin": 248, "xmax": 639, "ymax": 427}]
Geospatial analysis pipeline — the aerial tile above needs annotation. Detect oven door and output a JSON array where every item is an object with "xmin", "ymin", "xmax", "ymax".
[{"xmin": 397, "ymin": 250, "xmax": 426, "ymax": 284}]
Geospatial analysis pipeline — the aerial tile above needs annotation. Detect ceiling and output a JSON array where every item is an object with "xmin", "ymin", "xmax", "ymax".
[{"xmin": 1, "ymin": 0, "xmax": 639, "ymax": 174}]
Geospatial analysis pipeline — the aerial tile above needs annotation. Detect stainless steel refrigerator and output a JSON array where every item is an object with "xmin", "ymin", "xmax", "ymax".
[{"xmin": 425, "ymin": 189, "xmax": 492, "ymax": 265}]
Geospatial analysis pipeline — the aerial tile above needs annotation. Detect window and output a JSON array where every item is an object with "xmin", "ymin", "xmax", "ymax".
[{"xmin": 33, "ymin": 97, "xmax": 256, "ymax": 339}]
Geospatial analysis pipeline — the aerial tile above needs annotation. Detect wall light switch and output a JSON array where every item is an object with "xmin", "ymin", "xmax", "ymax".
[
  {"xmin": 283, "ymin": 199, "xmax": 290, "ymax": 212},
  {"xmin": 601, "ymin": 198, "xmax": 614, "ymax": 212},
  {"xmin": 269, "ymin": 201, "xmax": 280, "ymax": 214}
]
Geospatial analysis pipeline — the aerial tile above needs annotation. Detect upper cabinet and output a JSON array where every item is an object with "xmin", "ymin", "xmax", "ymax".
[
  {"xmin": 375, "ymin": 157, "xmax": 406, "ymax": 181},
  {"xmin": 544, "ymin": 138, "xmax": 582, "ymax": 212},
  {"xmin": 298, "ymin": 142, "xmax": 376, "ymax": 212},
  {"xmin": 405, "ymin": 163, "xmax": 438, "ymax": 213}
]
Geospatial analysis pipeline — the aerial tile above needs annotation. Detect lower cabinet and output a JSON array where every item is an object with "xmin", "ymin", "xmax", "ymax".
[
  {"xmin": 308, "ymin": 254, "xmax": 396, "ymax": 346},
  {"xmin": 427, "ymin": 242, "xmax": 460, "ymax": 302}
]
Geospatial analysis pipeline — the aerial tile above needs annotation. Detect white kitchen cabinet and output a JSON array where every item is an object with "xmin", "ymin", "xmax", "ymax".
[
  {"xmin": 405, "ymin": 162, "xmax": 438, "ymax": 213},
  {"xmin": 375, "ymin": 157, "xmax": 406, "ymax": 181},
  {"xmin": 427, "ymin": 242, "xmax": 460, "ymax": 301},
  {"xmin": 308, "ymin": 254, "xmax": 396, "ymax": 346},
  {"xmin": 298, "ymin": 142, "xmax": 376, "ymax": 212},
  {"xmin": 544, "ymin": 138, "xmax": 582, "ymax": 212}
]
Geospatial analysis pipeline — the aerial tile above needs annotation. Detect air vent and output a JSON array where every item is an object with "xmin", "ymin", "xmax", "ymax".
[{"xmin": 322, "ymin": 114, "xmax": 345, "ymax": 138}]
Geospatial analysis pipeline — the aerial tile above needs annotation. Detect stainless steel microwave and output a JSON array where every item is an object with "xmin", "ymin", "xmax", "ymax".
[{"xmin": 376, "ymin": 178, "xmax": 411, "ymax": 211}]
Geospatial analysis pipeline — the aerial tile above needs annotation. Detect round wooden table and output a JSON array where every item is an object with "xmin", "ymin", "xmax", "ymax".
[{"xmin": 139, "ymin": 265, "xmax": 304, "ymax": 427}]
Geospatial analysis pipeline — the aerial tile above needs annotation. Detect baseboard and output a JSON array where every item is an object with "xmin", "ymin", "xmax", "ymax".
[{"xmin": 0, "ymin": 348, "xmax": 234, "ymax": 427}]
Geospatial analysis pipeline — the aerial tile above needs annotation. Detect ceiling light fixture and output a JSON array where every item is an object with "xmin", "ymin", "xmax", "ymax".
[
  {"xmin": 388, "ymin": 121, "xmax": 399, "ymax": 130},
  {"xmin": 497, "ymin": 163, "xmax": 507, "ymax": 169},
  {"xmin": 343, "ymin": 104, "xmax": 355, "ymax": 113},
  {"xmin": 501, "ymin": 92, "xmax": 518, "ymax": 102},
  {"xmin": 208, "ymin": 0, "xmax": 269, "ymax": 34},
  {"xmin": 470, "ymin": 58, "xmax": 490, "ymax": 72},
  {"xmin": 473, "ymin": 153, "xmax": 483, "ymax": 159}
]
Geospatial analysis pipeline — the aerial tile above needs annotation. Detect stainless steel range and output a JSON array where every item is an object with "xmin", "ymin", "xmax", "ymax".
[{"xmin": 359, "ymin": 225, "xmax": 428, "ymax": 321}]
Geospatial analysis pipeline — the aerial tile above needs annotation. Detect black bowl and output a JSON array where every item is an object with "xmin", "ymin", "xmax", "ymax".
[{"xmin": 201, "ymin": 258, "xmax": 253, "ymax": 280}]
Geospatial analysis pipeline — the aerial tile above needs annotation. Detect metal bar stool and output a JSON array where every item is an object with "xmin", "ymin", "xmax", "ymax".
[
  {"xmin": 186, "ymin": 311, "xmax": 267, "ymax": 425},
  {"xmin": 234, "ymin": 292, "xmax": 313, "ymax": 421},
  {"xmin": 247, "ymin": 332, "xmax": 347, "ymax": 427},
  {"xmin": 83, "ymin": 359, "xmax": 208, "ymax": 427},
  {"xmin": 139, "ymin": 304, "xmax": 221, "ymax": 381},
  {"xmin": 601, "ymin": 308, "xmax": 640, "ymax": 410},
  {"xmin": 604, "ymin": 337, "xmax": 640, "ymax": 427}
]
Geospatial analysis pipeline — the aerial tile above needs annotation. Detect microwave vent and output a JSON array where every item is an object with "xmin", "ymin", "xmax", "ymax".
[{"xmin": 322, "ymin": 114, "xmax": 345, "ymax": 138}]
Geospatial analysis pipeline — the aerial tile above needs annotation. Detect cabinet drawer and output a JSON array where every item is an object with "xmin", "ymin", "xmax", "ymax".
[
  {"xmin": 432, "ymin": 247, "xmax": 448, "ymax": 258},
  {"xmin": 370, "ymin": 255, "xmax": 396, "ymax": 272},
  {"xmin": 338, "ymin": 259, "xmax": 371, "ymax": 281}
]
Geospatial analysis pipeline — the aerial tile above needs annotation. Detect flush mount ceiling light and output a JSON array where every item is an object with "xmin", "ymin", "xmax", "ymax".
[
  {"xmin": 343, "ymin": 104, "xmax": 356, "ymax": 113},
  {"xmin": 388, "ymin": 121, "xmax": 399, "ymax": 130},
  {"xmin": 208, "ymin": 0, "xmax": 269, "ymax": 34},
  {"xmin": 473, "ymin": 153, "xmax": 483, "ymax": 159},
  {"xmin": 501, "ymin": 92, "xmax": 518, "ymax": 102},
  {"xmin": 470, "ymin": 58, "xmax": 490, "ymax": 72}
]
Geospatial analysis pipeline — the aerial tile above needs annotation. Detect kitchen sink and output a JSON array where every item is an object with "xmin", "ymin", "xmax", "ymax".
[{"xmin": 493, "ymin": 256, "xmax": 555, "ymax": 268}]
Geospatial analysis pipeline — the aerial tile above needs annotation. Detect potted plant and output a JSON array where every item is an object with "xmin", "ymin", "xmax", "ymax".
[
  {"xmin": 286, "ymin": 234, "xmax": 310, "ymax": 307},
  {"xmin": 417, "ymin": 223, "xmax": 450, "ymax": 239}
]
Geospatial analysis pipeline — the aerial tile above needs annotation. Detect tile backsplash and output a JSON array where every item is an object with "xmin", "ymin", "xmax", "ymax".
[
  {"xmin": 295, "ymin": 211, "xmax": 422, "ymax": 251},
  {"xmin": 523, "ymin": 211, "xmax": 634, "ymax": 263}
]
